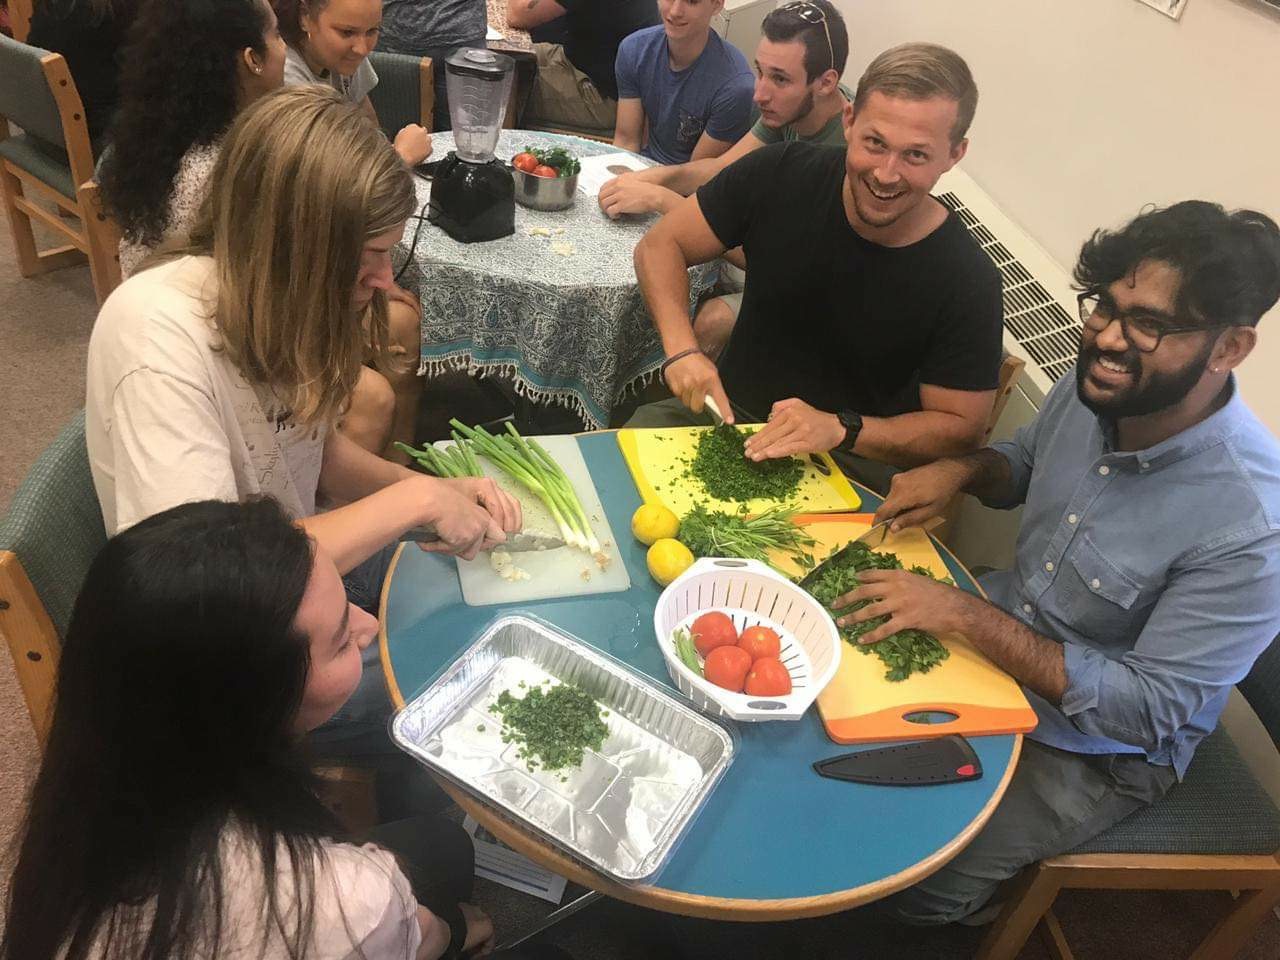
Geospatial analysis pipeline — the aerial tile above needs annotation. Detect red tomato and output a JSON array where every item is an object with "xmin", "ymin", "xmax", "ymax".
[
  {"xmin": 744, "ymin": 658, "xmax": 792, "ymax": 697},
  {"xmin": 691, "ymin": 611, "xmax": 738, "ymax": 657},
  {"xmin": 704, "ymin": 645, "xmax": 752, "ymax": 693},
  {"xmin": 738, "ymin": 625, "xmax": 781, "ymax": 661},
  {"xmin": 532, "ymin": 164, "xmax": 559, "ymax": 178},
  {"xmin": 512, "ymin": 152, "xmax": 539, "ymax": 172}
]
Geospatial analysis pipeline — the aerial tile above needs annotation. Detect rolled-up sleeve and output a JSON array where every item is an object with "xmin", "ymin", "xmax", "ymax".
[{"xmin": 1058, "ymin": 530, "xmax": 1280, "ymax": 771}]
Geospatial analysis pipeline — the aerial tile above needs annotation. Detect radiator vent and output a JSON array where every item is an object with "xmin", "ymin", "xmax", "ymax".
[{"xmin": 939, "ymin": 191, "xmax": 1080, "ymax": 388}]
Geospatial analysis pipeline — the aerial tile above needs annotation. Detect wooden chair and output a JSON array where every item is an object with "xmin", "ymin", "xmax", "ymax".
[
  {"xmin": 368, "ymin": 50, "xmax": 434, "ymax": 137},
  {"xmin": 76, "ymin": 177, "xmax": 122, "ymax": 300},
  {"xmin": 0, "ymin": 412, "xmax": 377, "ymax": 834},
  {"xmin": 0, "ymin": 34, "xmax": 117, "ymax": 304},
  {"xmin": 976, "ymin": 636, "xmax": 1280, "ymax": 960},
  {"xmin": 8, "ymin": 0, "xmax": 33, "ymax": 42},
  {"xmin": 936, "ymin": 354, "xmax": 1025, "ymax": 542}
]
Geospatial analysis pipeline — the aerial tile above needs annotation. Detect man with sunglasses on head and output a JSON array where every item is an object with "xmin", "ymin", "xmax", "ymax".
[
  {"xmin": 629, "ymin": 42, "xmax": 1002, "ymax": 493},
  {"xmin": 843, "ymin": 201, "xmax": 1280, "ymax": 925}
]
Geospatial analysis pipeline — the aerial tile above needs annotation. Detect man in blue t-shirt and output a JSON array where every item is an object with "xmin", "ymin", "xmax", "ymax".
[{"xmin": 614, "ymin": 0, "xmax": 755, "ymax": 165}]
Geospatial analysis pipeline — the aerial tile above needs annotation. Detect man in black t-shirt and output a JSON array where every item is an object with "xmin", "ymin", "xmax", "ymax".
[
  {"xmin": 507, "ymin": 0, "xmax": 659, "ymax": 132},
  {"xmin": 629, "ymin": 42, "xmax": 1003, "ymax": 489}
]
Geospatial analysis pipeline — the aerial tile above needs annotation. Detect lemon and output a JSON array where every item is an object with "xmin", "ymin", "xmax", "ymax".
[
  {"xmin": 647, "ymin": 538, "xmax": 694, "ymax": 586},
  {"xmin": 631, "ymin": 503, "xmax": 679, "ymax": 545}
]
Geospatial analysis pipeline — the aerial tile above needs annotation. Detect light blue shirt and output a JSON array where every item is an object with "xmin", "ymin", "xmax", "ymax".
[{"xmin": 980, "ymin": 371, "xmax": 1280, "ymax": 777}]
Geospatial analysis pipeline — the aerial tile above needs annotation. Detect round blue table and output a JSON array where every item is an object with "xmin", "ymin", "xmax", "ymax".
[{"xmin": 380, "ymin": 433, "xmax": 1021, "ymax": 920}]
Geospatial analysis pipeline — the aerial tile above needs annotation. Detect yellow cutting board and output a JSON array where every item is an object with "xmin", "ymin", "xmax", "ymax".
[
  {"xmin": 771, "ymin": 515, "xmax": 1038, "ymax": 745},
  {"xmin": 616, "ymin": 426, "xmax": 862, "ymax": 517}
]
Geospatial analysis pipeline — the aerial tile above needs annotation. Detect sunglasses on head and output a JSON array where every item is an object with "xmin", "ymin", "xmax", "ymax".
[{"xmin": 779, "ymin": 1, "xmax": 834, "ymax": 76}]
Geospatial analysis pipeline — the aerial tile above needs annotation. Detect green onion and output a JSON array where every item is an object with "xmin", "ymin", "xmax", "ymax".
[{"xmin": 677, "ymin": 503, "xmax": 815, "ymax": 565}]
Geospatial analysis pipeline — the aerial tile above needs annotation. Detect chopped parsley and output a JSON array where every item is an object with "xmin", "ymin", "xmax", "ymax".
[
  {"xmin": 686, "ymin": 425, "xmax": 804, "ymax": 502},
  {"xmin": 489, "ymin": 680, "xmax": 609, "ymax": 773}
]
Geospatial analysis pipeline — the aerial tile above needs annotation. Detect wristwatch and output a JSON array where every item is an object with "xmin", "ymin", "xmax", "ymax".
[{"xmin": 835, "ymin": 410, "xmax": 862, "ymax": 453}]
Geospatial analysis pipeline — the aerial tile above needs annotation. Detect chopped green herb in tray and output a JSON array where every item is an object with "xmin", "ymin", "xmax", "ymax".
[
  {"xmin": 489, "ymin": 680, "xmax": 608, "ymax": 772},
  {"xmin": 686, "ymin": 424, "xmax": 805, "ymax": 502},
  {"xmin": 805, "ymin": 542, "xmax": 952, "ymax": 682},
  {"xmin": 677, "ymin": 503, "xmax": 814, "ymax": 564}
]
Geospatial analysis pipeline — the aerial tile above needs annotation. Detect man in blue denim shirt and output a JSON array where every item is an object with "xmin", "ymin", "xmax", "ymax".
[{"xmin": 837, "ymin": 201, "xmax": 1280, "ymax": 925}]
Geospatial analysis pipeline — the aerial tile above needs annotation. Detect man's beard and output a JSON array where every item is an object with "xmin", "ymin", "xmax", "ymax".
[
  {"xmin": 1075, "ymin": 338, "xmax": 1214, "ymax": 419},
  {"xmin": 776, "ymin": 89, "xmax": 815, "ymax": 128}
]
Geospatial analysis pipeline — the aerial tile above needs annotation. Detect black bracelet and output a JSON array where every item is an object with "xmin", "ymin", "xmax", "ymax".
[{"xmin": 660, "ymin": 347, "xmax": 702, "ymax": 379}]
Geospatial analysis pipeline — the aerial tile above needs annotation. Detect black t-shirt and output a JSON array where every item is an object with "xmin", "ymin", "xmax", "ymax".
[
  {"xmin": 28, "ymin": 0, "xmax": 134, "ymax": 143},
  {"xmin": 556, "ymin": 0, "xmax": 659, "ymax": 101},
  {"xmin": 696, "ymin": 142, "xmax": 1003, "ymax": 421}
]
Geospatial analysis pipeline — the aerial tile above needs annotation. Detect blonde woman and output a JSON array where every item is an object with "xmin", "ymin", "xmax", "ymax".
[{"xmin": 86, "ymin": 85, "xmax": 520, "ymax": 757}]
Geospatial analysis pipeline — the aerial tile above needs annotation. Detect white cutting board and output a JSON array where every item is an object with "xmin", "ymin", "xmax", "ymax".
[{"xmin": 440, "ymin": 435, "xmax": 631, "ymax": 606}]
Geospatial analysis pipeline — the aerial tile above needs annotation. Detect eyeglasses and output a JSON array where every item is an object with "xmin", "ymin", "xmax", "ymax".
[
  {"xmin": 1077, "ymin": 291, "xmax": 1225, "ymax": 354},
  {"xmin": 779, "ymin": 1, "xmax": 834, "ymax": 76}
]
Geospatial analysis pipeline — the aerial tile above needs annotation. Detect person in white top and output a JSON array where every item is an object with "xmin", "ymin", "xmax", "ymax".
[
  {"xmin": 274, "ymin": 0, "xmax": 437, "ymax": 455},
  {"xmin": 87, "ymin": 85, "xmax": 521, "ymax": 764},
  {"xmin": 0, "ymin": 497, "xmax": 570, "ymax": 960}
]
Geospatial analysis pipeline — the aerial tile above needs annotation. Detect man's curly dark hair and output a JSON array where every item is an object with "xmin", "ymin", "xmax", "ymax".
[
  {"xmin": 1074, "ymin": 201, "xmax": 1280, "ymax": 329},
  {"xmin": 100, "ymin": 0, "xmax": 272, "ymax": 245}
]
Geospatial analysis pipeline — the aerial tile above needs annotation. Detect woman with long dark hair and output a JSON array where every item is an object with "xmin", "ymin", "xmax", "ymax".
[
  {"xmin": 99, "ymin": 0, "xmax": 286, "ymax": 278},
  {"xmin": 0, "ymin": 497, "xmax": 496, "ymax": 959}
]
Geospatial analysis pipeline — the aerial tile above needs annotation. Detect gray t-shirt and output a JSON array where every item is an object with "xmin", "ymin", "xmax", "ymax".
[
  {"xmin": 283, "ymin": 45, "xmax": 378, "ymax": 103},
  {"xmin": 378, "ymin": 0, "xmax": 486, "ymax": 55}
]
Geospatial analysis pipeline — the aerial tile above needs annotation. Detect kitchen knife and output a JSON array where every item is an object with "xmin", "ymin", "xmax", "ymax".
[
  {"xmin": 402, "ymin": 527, "xmax": 565, "ymax": 552},
  {"xmin": 853, "ymin": 514, "xmax": 944, "ymax": 549}
]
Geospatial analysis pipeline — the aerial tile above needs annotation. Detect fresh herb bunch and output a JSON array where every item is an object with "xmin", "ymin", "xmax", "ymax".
[
  {"xmin": 489, "ymin": 680, "xmax": 609, "ymax": 772},
  {"xmin": 677, "ymin": 503, "xmax": 815, "ymax": 564},
  {"xmin": 804, "ymin": 542, "xmax": 952, "ymax": 682},
  {"xmin": 525, "ymin": 145, "xmax": 581, "ymax": 177},
  {"xmin": 686, "ymin": 425, "xmax": 805, "ymax": 502}
]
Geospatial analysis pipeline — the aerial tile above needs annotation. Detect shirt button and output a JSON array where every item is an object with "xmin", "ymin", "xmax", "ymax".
[
  {"xmin": 1090, "ymin": 578, "xmax": 1101, "ymax": 590},
  {"xmin": 1045, "ymin": 561, "xmax": 1055, "ymax": 572},
  {"xmin": 1098, "ymin": 465, "xmax": 1111, "ymax": 476},
  {"xmin": 1140, "ymin": 462, "xmax": 1150, "ymax": 471},
  {"xmin": 1067, "ymin": 513, "xmax": 1078, "ymax": 524},
  {"xmin": 1022, "ymin": 603, "xmax": 1033, "ymax": 614}
]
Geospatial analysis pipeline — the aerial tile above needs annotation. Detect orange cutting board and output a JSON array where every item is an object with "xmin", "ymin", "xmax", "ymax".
[
  {"xmin": 616, "ymin": 426, "xmax": 861, "ymax": 516},
  {"xmin": 770, "ymin": 515, "xmax": 1038, "ymax": 744}
]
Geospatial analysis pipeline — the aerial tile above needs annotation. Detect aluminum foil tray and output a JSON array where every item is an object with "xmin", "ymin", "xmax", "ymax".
[{"xmin": 391, "ymin": 614, "xmax": 736, "ymax": 884}]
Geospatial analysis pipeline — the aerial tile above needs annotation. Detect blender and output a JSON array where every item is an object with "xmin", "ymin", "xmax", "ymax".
[{"xmin": 428, "ymin": 48, "xmax": 516, "ymax": 243}]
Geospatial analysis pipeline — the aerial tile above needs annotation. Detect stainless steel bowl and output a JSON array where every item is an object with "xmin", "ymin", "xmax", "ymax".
[{"xmin": 512, "ymin": 166, "xmax": 578, "ymax": 211}]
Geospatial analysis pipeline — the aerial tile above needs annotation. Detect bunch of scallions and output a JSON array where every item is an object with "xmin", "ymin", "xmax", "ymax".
[{"xmin": 397, "ymin": 421, "xmax": 600, "ymax": 555}]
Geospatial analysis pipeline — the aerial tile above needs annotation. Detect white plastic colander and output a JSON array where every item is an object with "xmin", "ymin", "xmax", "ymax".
[{"xmin": 653, "ymin": 558, "xmax": 841, "ymax": 721}]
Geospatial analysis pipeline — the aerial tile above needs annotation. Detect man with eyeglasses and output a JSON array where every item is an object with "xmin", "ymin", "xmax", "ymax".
[
  {"xmin": 629, "ymin": 42, "xmax": 1002, "ymax": 493},
  {"xmin": 841, "ymin": 201, "xmax": 1280, "ymax": 925}
]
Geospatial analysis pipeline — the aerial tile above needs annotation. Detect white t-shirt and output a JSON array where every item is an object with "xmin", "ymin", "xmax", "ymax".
[
  {"xmin": 86, "ymin": 255, "xmax": 327, "ymax": 534},
  {"xmin": 80, "ymin": 828, "xmax": 422, "ymax": 959},
  {"xmin": 118, "ymin": 141, "xmax": 220, "ymax": 279},
  {"xmin": 284, "ymin": 44, "xmax": 379, "ymax": 104}
]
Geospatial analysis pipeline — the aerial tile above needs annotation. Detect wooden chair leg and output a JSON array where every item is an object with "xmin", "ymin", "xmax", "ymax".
[
  {"xmin": 1038, "ymin": 908, "xmax": 1075, "ymax": 960},
  {"xmin": 975, "ymin": 864, "xmax": 1064, "ymax": 960},
  {"xmin": 1, "ymin": 164, "xmax": 42, "ymax": 276},
  {"xmin": 1188, "ymin": 882, "xmax": 1280, "ymax": 960}
]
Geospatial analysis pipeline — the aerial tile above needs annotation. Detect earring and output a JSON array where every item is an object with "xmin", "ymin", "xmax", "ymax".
[
  {"xmin": 1211, "ymin": 366, "xmax": 1220, "ymax": 374},
  {"xmin": 253, "ymin": 66, "xmax": 263, "ymax": 75}
]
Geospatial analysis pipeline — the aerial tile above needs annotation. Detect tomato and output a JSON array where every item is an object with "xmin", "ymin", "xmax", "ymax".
[
  {"xmin": 744, "ymin": 658, "xmax": 792, "ymax": 697},
  {"xmin": 512, "ymin": 152, "xmax": 539, "ymax": 172},
  {"xmin": 532, "ymin": 164, "xmax": 559, "ymax": 178},
  {"xmin": 738, "ymin": 625, "xmax": 781, "ymax": 661},
  {"xmin": 704, "ymin": 645, "xmax": 752, "ymax": 693},
  {"xmin": 690, "ymin": 611, "xmax": 738, "ymax": 657}
]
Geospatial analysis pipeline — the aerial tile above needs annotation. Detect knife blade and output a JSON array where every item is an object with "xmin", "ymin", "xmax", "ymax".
[
  {"xmin": 853, "ymin": 514, "xmax": 944, "ymax": 549},
  {"xmin": 703, "ymin": 394, "xmax": 726, "ymax": 426},
  {"xmin": 402, "ymin": 526, "xmax": 565, "ymax": 552}
]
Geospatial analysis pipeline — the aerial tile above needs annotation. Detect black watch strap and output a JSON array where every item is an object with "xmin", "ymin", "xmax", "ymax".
[{"xmin": 836, "ymin": 410, "xmax": 862, "ymax": 453}]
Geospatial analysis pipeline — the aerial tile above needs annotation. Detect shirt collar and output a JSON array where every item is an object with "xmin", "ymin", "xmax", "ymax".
[{"xmin": 1097, "ymin": 374, "xmax": 1246, "ymax": 471}]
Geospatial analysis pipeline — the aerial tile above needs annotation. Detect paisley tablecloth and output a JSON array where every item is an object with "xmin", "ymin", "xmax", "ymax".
[{"xmin": 398, "ymin": 130, "xmax": 714, "ymax": 428}]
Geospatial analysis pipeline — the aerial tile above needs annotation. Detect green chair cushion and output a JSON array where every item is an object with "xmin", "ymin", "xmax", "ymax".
[
  {"xmin": 0, "ymin": 411, "xmax": 107, "ymax": 637},
  {"xmin": 369, "ymin": 50, "xmax": 426, "ymax": 140},
  {"xmin": 1069, "ymin": 726, "xmax": 1280, "ymax": 856},
  {"xmin": 0, "ymin": 34, "xmax": 66, "ymax": 147},
  {"xmin": 0, "ymin": 132, "xmax": 76, "ymax": 199}
]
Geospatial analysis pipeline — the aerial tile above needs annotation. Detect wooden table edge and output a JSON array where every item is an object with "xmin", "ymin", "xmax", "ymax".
[{"xmin": 377, "ymin": 532, "xmax": 1024, "ymax": 920}]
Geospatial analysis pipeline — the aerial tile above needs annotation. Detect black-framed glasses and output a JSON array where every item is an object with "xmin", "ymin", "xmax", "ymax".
[
  {"xmin": 1077, "ymin": 291, "xmax": 1225, "ymax": 353},
  {"xmin": 779, "ymin": 1, "xmax": 834, "ymax": 75}
]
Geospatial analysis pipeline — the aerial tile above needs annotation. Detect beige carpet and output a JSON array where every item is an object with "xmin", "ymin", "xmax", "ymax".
[{"xmin": 1, "ymin": 216, "xmax": 1278, "ymax": 958}]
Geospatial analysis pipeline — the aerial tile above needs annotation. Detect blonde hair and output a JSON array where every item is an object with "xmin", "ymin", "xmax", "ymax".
[
  {"xmin": 853, "ymin": 42, "xmax": 978, "ymax": 146},
  {"xmin": 185, "ymin": 84, "xmax": 416, "ymax": 426}
]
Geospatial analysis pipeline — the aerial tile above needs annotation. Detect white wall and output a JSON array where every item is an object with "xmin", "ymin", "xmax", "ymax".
[{"xmin": 832, "ymin": 0, "xmax": 1280, "ymax": 434}]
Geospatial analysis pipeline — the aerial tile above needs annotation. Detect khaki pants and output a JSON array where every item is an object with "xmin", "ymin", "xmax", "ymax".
[{"xmin": 525, "ymin": 42, "xmax": 617, "ymax": 132}]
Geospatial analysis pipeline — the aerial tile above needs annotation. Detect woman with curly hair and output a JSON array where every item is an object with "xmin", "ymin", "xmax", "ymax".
[{"xmin": 100, "ymin": 0, "xmax": 286, "ymax": 278}]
